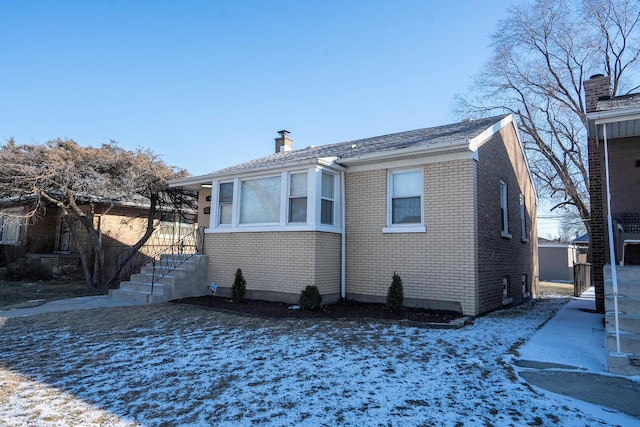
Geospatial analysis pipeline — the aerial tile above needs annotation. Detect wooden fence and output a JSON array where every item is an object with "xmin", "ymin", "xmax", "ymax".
[{"xmin": 573, "ymin": 263, "xmax": 591, "ymax": 297}]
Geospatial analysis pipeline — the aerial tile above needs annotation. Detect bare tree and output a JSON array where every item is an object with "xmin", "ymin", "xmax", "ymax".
[
  {"xmin": 456, "ymin": 0, "xmax": 640, "ymax": 238},
  {"xmin": 0, "ymin": 138, "xmax": 195, "ymax": 289}
]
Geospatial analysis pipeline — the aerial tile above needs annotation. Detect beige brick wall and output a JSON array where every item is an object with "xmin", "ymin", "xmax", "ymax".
[
  {"xmin": 198, "ymin": 188, "xmax": 212, "ymax": 228},
  {"xmin": 345, "ymin": 160, "xmax": 479, "ymax": 315},
  {"xmin": 204, "ymin": 231, "xmax": 341, "ymax": 303}
]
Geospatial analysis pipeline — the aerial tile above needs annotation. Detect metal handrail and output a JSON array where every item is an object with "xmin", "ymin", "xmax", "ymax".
[{"xmin": 150, "ymin": 227, "xmax": 203, "ymax": 293}]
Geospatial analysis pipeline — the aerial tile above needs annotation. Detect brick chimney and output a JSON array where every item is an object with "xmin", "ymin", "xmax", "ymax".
[
  {"xmin": 584, "ymin": 74, "xmax": 611, "ymax": 113},
  {"xmin": 275, "ymin": 130, "xmax": 293, "ymax": 153}
]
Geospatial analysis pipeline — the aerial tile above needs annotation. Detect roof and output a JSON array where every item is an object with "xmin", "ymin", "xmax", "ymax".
[
  {"xmin": 571, "ymin": 233, "xmax": 589, "ymax": 244},
  {"xmin": 170, "ymin": 114, "xmax": 513, "ymax": 189},
  {"xmin": 587, "ymin": 92, "xmax": 640, "ymax": 140},
  {"xmin": 0, "ymin": 193, "xmax": 196, "ymax": 214}
]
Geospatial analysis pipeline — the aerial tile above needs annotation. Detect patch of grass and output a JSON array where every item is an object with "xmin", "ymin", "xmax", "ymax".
[{"xmin": 0, "ymin": 280, "xmax": 105, "ymax": 309}]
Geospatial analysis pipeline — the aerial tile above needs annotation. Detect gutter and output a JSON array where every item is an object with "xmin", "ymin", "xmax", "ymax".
[{"xmin": 340, "ymin": 170, "xmax": 346, "ymax": 300}]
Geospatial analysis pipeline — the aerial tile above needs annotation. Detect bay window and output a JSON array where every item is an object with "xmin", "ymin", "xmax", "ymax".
[{"xmin": 210, "ymin": 168, "xmax": 341, "ymax": 231}]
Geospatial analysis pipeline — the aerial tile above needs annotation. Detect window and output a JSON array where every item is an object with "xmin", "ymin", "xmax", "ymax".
[
  {"xmin": 519, "ymin": 194, "xmax": 528, "ymax": 242},
  {"xmin": 218, "ymin": 182, "xmax": 234, "ymax": 225},
  {"xmin": 288, "ymin": 172, "xmax": 307, "ymax": 223},
  {"xmin": 321, "ymin": 172, "xmax": 335, "ymax": 225},
  {"xmin": 500, "ymin": 181, "xmax": 510, "ymax": 237},
  {"xmin": 240, "ymin": 176, "xmax": 281, "ymax": 224},
  {"xmin": 522, "ymin": 274, "xmax": 530, "ymax": 297},
  {"xmin": 0, "ymin": 213, "xmax": 20, "ymax": 245},
  {"xmin": 391, "ymin": 170, "xmax": 422, "ymax": 225},
  {"xmin": 209, "ymin": 169, "xmax": 342, "ymax": 231},
  {"xmin": 502, "ymin": 276, "xmax": 512, "ymax": 304}
]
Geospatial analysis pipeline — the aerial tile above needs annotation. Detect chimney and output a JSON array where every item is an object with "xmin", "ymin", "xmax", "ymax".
[
  {"xmin": 275, "ymin": 130, "xmax": 293, "ymax": 153},
  {"xmin": 584, "ymin": 74, "xmax": 611, "ymax": 113}
]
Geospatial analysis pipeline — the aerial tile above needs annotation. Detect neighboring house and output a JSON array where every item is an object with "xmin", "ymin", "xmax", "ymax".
[
  {"xmin": 538, "ymin": 238, "xmax": 577, "ymax": 283},
  {"xmin": 169, "ymin": 114, "xmax": 538, "ymax": 316},
  {"xmin": 584, "ymin": 74, "xmax": 640, "ymax": 375},
  {"xmin": 0, "ymin": 196, "xmax": 197, "ymax": 281}
]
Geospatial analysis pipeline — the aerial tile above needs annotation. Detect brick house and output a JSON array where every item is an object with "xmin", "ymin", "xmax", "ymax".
[
  {"xmin": 169, "ymin": 115, "xmax": 538, "ymax": 316},
  {"xmin": 0, "ymin": 196, "xmax": 196, "ymax": 281},
  {"xmin": 584, "ymin": 74, "xmax": 640, "ymax": 375}
]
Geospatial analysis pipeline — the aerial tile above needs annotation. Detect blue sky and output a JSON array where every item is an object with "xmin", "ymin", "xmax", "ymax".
[{"xmin": 0, "ymin": 1, "xmax": 561, "ymax": 235}]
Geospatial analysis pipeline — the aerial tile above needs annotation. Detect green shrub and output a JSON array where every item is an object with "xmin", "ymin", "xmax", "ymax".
[
  {"xmin": 232, "ymin": 268, "xmax": 246, "ymax": 303},
  {"xmin": 387, "ymin": 272, "xmax": 404, "ymax": 313},
  {"xmin": 299, "ymin": 285, "xmax": 322, "ymax": 311}
]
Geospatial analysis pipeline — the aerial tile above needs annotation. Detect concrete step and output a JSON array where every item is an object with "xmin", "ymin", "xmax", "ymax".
[
  {"xmin": 140, "ymin": 265, "xmax": 189, "ymax": 279},
  {"xmin": 605, "ymin": 265, "xmax": 640, "ymax": 283},
  {"xmin": 607, "ymin": 332, "xmax": 640, "ymax": 354},
  {"xmin": 608, "ymin": 352, "xmax": 640, "ymax": 376},
  {"xmin": 110, "ymin": 288, "xmax": 151, "ymax": 303},
  {"xmin": 119, "ymin": 281, "xmax": 169, "ymax": 295},
  {"xmin": 605, "ymin": 296, "xmax": 640, "ymax": 315},
  {"xmin": 159, "ymin": 253, "xmax": 200, "ymax": 263},
  {"xmin": 604, "ymin": 281, "xmax": 640, "ymax": 299},
  {"xmin": 605, "ymin": 313, "xmax": 640, "ymax": 334},
  {"xmin": 129, "ymin": 273, "xmax": 175, "ymax": 286}
]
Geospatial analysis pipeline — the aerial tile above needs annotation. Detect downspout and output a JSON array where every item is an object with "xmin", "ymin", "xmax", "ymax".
[
  {"xmin": 602, "ymin": 123, "xmax": 621, "ymax": 354},
  {"xmin": 341, "ymin": 170, "xmax": 346, "ymax": 300}
]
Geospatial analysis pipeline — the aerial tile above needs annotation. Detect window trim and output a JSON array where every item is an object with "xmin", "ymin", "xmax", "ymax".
[
  {"xmin": 216, "ymin": 181, "xmax": 234, "ymax": 226},
  {"xmin": 519, "ymin": 194, "xmax": 529, "ymax": 242},
  {"xmin": 500, "ymin": 181, "xmax": 511, "ymax": 239},
  {"xmin": 207, "ymin": 167, "xmax": 342, "ymax": 233},
  {"xmin": 288, "ymin": 171, "xmax": 308, "ymax": 224},
  {"xmin": 0, "ymin": 211, "xmax": 21, "ymax": 246},
  {"xmin": 383, "ymin": 168, "xmax": 425, "ymax": 233},
  {"xmin": 320, "ymin": 171, "xmax": 336, "ymax": 226},
  {"xmin": 502, "ymin": 276, "xmax": 513, "ymax": 305}
]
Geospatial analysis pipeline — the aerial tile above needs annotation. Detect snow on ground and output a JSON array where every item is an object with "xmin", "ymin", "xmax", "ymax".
[{"xmin": 0, "ymin": 296, "xmax": 637, "ymax": 426}]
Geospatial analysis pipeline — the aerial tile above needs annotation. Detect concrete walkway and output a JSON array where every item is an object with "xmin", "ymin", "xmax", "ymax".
[
  {"xmin": 517, "ymin": 287, "xmax": 640, "ymax": 419},
  {"xmin": 0, "ymin": 295, "xmax": 145, "ymax": 318}
]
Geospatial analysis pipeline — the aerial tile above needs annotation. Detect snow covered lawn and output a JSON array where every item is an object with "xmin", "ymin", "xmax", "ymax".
[{"xmin": 0, "ymin": 296, "xmax": 634, "ymax": 426}]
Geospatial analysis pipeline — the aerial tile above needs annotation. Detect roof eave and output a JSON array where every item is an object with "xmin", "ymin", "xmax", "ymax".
[
  {"xmin": 337, "ymin": 140, "xmax": 470, "ymax": 166},
  {"xmin": 587, "ymin": 106, "xmax": 640, "ymax": 124},
  {"xmin": 168, "ymin": 157, "xmax": 345, "ymax": 189}
]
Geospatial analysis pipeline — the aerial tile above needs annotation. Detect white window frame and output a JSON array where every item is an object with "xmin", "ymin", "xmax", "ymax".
[
  {"xmin": 207, "ymin": 166, "xmax": 341, "ymax": 233},
  {"xmin": 519, "ymin": 194, "xmax": 529, "ymax": 242},
  {"xmin": 288, "ymin": 172, "xmax": 308, "ymax": 224},
  {"xmin": 383, "ymin": 168, "xmax": 425, "ymax": 233},
  {"xmin": 217, "ymin": 181, "xmax": 234, "ymax": 226},
  {"xmin": 500, "ymin": 181, "xmax": 511, "ymax": 238},
  {"xmin": 238, "ymin": 174, "xmax": 282, "ymax": 225},
  {"xmin": 320, "ymin": 171, "xmax": 336, "ymax": 226}
]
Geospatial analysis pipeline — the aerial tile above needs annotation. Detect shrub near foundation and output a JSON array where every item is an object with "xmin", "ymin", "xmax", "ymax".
[
  {"xmin": 299, "ymin": 285, "xmax": 322, "ymax": 311},
  {"xmin": 387, "ymin": 272, "xmax": 404, "ymax": 313},
  {"xmin": 232, "ymin": 268, "xmax": 246, "ymax": 303}
]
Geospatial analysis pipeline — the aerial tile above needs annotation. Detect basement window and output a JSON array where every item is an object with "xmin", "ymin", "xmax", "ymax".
[{"xmin": 502, "ymin": 276, "xmax": 513, "ymax": 305}]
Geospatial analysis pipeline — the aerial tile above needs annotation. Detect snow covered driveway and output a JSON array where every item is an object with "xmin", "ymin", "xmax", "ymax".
[{"xmin": 0, "ymin": 297, "xmax": 634, "ymax": 426}]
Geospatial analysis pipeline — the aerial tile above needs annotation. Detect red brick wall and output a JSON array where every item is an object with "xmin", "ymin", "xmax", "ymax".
[{"xmin": 476, "ymin": 123, "xmax": 538, "ymax": 315}]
